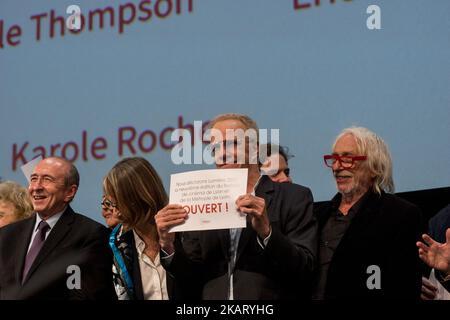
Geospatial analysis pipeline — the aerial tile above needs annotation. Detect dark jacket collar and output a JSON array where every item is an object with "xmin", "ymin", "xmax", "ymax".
[{"xmin": 317, "ymin": 190, "xmax": 383, "ymax": 228}]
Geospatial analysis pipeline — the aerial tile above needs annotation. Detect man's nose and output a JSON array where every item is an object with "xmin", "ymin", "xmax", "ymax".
[
  {"xmin": 332, "ymin": 159, "xmax": 343, "ymax": 171},
  {"xmin": 218, "ymin": 148, "xmax": 235, "ymax": 163},
  {"xmin": 30, "ymin": 178, "xmax": 44, "ymax": 189},
  {"xmin": 214, "ymin": 147, "xmax": 227, "ymax": 164}
]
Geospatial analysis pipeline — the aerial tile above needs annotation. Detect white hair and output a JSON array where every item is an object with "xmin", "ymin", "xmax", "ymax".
[{"xmin": 333, "ymin": 127, "xmax": 395, "ymax": 194}]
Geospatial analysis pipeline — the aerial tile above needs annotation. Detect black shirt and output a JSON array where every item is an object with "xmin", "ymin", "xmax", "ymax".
[{"xmin": 313, "ymin": 191, "xmax": 371, "ymax": 300}]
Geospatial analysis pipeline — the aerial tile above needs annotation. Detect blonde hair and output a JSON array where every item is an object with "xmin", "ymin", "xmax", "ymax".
[
  {"xmin": 333, "ymin": 127, "xmax": 395, "ymax": 194},
  {"xmin": 0, "ymin": 181, "xmax": 33, "ymax": 220},
  {"xmin": 103, "ymin": 157, "xmax": 168, "ymax": 231}
]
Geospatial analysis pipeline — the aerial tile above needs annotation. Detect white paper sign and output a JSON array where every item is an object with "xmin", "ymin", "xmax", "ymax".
[
  {"xmin": 169, "ymin": 168, "xmax": 248, "ymax": 232},
  {"xmin": 20, "ymin": 156, "xmax": 43, "ymax": 183}
]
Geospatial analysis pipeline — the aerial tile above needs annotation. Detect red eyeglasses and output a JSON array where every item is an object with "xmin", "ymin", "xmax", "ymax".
[{"xmin": 323, "ymin": 154, "xmax": 367, "ymax": 169}]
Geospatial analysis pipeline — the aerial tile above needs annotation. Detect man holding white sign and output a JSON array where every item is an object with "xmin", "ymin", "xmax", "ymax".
[{"xmin": 156, "ymin": 113, "xmax": 317, "ymax": 300}]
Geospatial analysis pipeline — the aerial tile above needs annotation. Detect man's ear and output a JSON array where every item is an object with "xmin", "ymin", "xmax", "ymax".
[{"xmin": 64, "ymin": 185, "xmax": 78, "ymax": 202}]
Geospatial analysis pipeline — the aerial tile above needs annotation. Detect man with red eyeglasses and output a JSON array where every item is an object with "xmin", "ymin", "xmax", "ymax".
[{"xmin": 312, "ymin": 127, "xmax": 425, "ymax": 299}]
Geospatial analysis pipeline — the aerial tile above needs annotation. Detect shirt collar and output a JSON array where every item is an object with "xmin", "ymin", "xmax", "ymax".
[
  {"xmin": 34, "ymin": 207, "xmax": 66, "ymax": 231},
  {"xmin": 133, "ymin": 230, "xmax": 146, "ymax": 255},
  {"xmin": 132, "ymin": 230, "xmax": 161, "ymax": 264},
  {"xmin": 331, "ymin": 190, "xmax": 372, "ymax": 218}
]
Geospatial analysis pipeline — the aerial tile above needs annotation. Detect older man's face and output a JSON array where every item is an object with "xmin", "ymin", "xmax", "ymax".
[
  {"xmin": 28, "ymin": 158, "xmax": 75, "ymax": 218},
  {"xmin": 332, "ymin": 134, "xmax": 372, "ymax": 197},
  {"xmin": 211, "ymin": 119, "xmax": 255, "ymax": 169}
]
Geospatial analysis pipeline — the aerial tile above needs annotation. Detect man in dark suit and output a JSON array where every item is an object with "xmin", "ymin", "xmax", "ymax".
[
  {"xmin": 156, "ymin": 113, "xmax": 317, "ymax": 299},
  {"xmin": 0, "ymin": 157, "xmax": 115, "ymax": 300},
  {"xmin": 313, "ymin": 127, "xmax": 424, "ymax": 299}
]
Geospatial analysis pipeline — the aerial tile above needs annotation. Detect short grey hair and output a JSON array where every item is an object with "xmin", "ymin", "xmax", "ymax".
[
  {"xmin": 45, "ymin": 157, "xmax": 79, "ymax": 188},
  {"xmin": 42, "ymin": 157, "xmax": 79, "ymax": 203},
  {"xmin": 333, "ymin": 127, "xmax": 395, "ymax": 194},
  {"xmin": 66, "ymin": 163, "xmax": 80, "ymax": 188},
  {"xmin": 208, "ymin": 113, "xmax": 259, "ymax": 143}
]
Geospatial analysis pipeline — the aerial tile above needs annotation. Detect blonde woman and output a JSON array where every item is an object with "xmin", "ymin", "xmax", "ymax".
[{"xmin": 0, "ymin": 181, "xmax": 33, "ymax": 228}]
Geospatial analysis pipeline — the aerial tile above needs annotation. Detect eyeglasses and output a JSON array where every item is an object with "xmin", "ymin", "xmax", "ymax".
[
  {"xmin": 209, "ymin": 139, "xmax": 244, "ymax": 154},
  {"xmin": 101, "ymin": 198, "xmax": 118, "ymax": 211},
  {"xmin": 323, "ymin": 154, "xmax": 367, "ymax": 169}
]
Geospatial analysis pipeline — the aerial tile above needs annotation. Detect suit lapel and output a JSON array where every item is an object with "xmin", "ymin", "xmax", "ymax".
[
  {"xmin": 346, "ymin": 192, "xmax": 380, "ymax": 226},
  {"xmin": 236, "ymin": 176, "xmax": 274, "ymax": 263},
  {"xmin": 235, "ymin": 216, "xmax": 252, "ymax": 264},
  {"xmin": 315, "ymin": 203, "xmax": 334, "ymax": 229},
  {"xmin": 256, "ymin": 176, "xmax": 274, "ymax": 215},
  {"xmin": 15, "ymin": 215, "xmax": 37, "ymax": 284},
  {"xmin": 218, "ymin": 229, "xmax": 230, "ymax": 260},
  {"xmin": 23, "ymin": 207, "xmax": 75, "ymax": 284},
  {"xmin": 129, "ymin": 233, "xmax": 145, "ymax": 300}
]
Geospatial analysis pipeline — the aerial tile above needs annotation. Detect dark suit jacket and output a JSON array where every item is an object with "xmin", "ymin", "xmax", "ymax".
[
  {"xmin": 427, "ymin": 204, "xmax": 450, "ymax": 291},
  {"xmin": 429, "ymin": 204, "xmax": 450, "ymax": 243},
  {"xmin": 315, "ymin": 191, "xmax": 425, "ymax": 299},
  {"xmin": 0, "ymin": 206, "xmax": 116, "ymax": 300},
  {"xmin": 165, "ymin": 175, "xmax": 318, "ymax": 300}
]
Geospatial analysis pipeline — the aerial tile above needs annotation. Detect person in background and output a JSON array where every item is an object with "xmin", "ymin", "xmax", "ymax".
[
  {"xmin": 101, "ymin": 195, "xmax": 121, "ymax": 229},
  {"xmin": 260, "ymin": 144, "xmax": 293, "ymax": 183},
  {"xmin": 0, "ymin": 181, "xmax": 33, "ymax": 228}
]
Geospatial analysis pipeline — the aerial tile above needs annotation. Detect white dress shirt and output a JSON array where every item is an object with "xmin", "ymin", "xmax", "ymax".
[{"xmin": 133, "ymin": 231, "xmax": 169, "ymax": 300}]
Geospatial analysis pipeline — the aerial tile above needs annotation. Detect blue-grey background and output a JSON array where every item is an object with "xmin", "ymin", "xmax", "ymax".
[{"xmin": 1, "ymin": 0, "xmax": 449, "ymax": 223}]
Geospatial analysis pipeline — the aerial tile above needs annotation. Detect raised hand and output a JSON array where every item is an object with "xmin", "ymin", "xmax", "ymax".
[
  {"xmin": 417, "ymin": 228, "xmax": 450, "ymax": 275},
  {"xmin": 155, "ymin": 204, "xmax": 187, "ymax": 254},
  {"xmin": 420, "ymin": 276, "xmax": 437, "ymax": 300},
  {"xmin": 236, "ymin": 194, "xmax": 271, "ymax": 239}
]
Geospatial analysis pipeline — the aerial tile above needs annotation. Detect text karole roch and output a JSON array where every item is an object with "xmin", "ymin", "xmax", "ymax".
[{"xmin": 10, "ymin": 116, "xmax": 209, "ymax": 171}]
